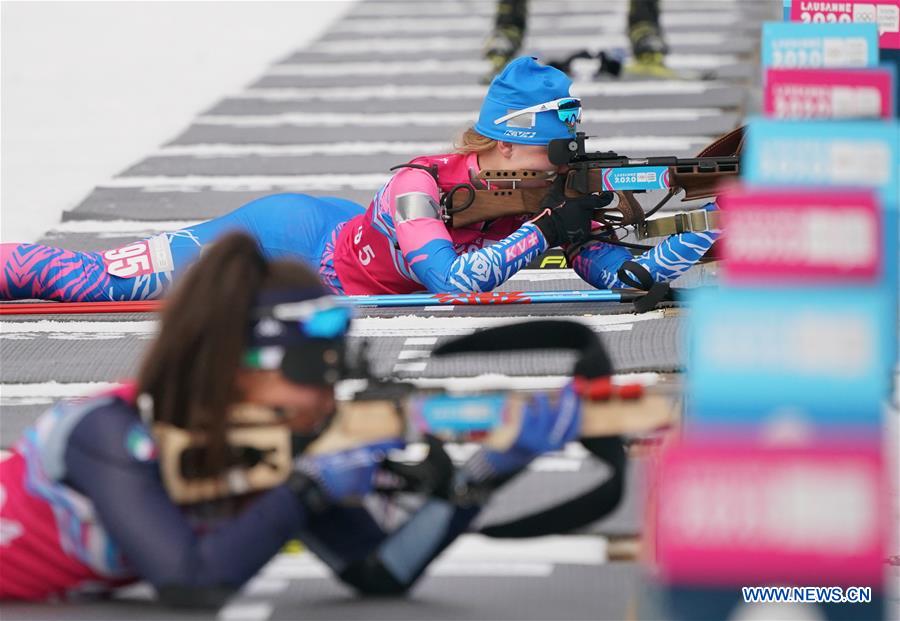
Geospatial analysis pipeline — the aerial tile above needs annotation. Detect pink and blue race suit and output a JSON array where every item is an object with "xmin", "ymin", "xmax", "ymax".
[{"xmin": 0, "ymin": 151, "xmax": 717, "ymax": 302}]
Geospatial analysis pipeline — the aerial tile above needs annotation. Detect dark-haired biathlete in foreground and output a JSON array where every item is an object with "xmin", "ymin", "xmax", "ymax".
[
  {"xmin": 0, "ymin": 233, "xmax": 581, "ymax": 604},
  {"xmin": 0, "ymin": 57, "xmax": 717, "ymax": 303}
]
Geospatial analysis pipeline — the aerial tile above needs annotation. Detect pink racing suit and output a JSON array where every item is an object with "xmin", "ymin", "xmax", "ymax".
[
  {"xmin": 332, "ymin": 151, "xmax": 718, "ymax": 295},
  {"xmin": 333, "ymin": 152, "xmax": 547, "ymax": 294}
]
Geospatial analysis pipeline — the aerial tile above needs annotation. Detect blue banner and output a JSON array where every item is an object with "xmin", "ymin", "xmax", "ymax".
[
  {"xmin": 742, "ymin": 118, "xmax": 898, "ymax": 209},
  {"xmin": 685, "ymin": 287, "xmax": 892, "ymax": 432},
  {"xmin": 762, "ymin": 22, "xmax": 880, "ymax": 68}
]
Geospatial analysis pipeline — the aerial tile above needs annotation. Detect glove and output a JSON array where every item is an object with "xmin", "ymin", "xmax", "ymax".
[
  {"xmin": 293, "ymin": 438, "xmax": 404, "ymax": 506},
  {"xmin": 532, "ymin": 193, "xmax": 613, "ymax": 248},
  {"xmin": 461, "ymin": 383, "xmax": 583, "ymax": 488},
  {"xmin": 378, "ymin": 434, "xmax": 455, "ymax": 500}
]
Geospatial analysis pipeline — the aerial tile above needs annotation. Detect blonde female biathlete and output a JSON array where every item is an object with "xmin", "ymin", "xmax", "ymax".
[{"xmin": 1, "ymin": 57, "xmax": 718, "ymax": 303}]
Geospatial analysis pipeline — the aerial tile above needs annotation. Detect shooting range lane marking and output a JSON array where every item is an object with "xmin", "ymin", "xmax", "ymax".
[
  {"xmin": 267, "ymin": 54, "xmax": 740, "ymax": 76},
  {"xmin": 216, "ymin": 602, "xmax": 273, "ymax": 621},
  {"xmin": 259, "ymin": 534, "xmax": 606, "ymax": 580},
  {"xmin": 397, "ymin": 440, "xmax": 590, "ymax": 473},
  {"xmin": 0, "ymin": 320, "xmax": 158, "ymax": 340},
  {"xmin": 393, "ymin": 362, "xmax": 428, "ymax": 373},
  {"xmin": 292, "ymin": 33, "xmax": 729, "ymax": 55},
  {"xmin": 0, "ymin": 313, "xmax": 650, "ymax": 339},
  {"xmin": 44, "ymin": 219, "xmax": 203, "ymax": 234},
  {"xmin": 193, "ymin": 109, "xmax": 721, "ymax": 126},
  {"xmin": 350, "ymin": 0, "xmax": 752, "ymax": 17},
  {"xmin": 234, "ymin": 80, "xmax": 721, "ymax": 101},
  {"xmin": 0, "ymin": 381, "xmax": 120, "ymax": 406},
  {"xmin": 506, "ymin": 270, "xmax": 582, "ymax": 282},
  {"xmin": 403, "ymin": 337, "xmax": 438, "ymax": 346},
  {"xmin": 239, "ymin": 577, "xmax": 290, "ymax": 597},
  {"xmin": 1, "ymin": 373, "xmax": 660, "ymax": 407},
  {"xmin": 156, "ymin": 141, "xmax": 450, "ymax": 157},
  {"xmin": 259, "ymin": 556, "xmax": 554, "ymax": 580},
  {"xmin": 336, "ymin": 373, "xmax": 660, "ymax": 398},
  {"xmin": 99, "ymin": 173, "xmax": 391, "ymax": 191},
  {"xmin": 329, "ymin": 12, "xmax": 744, "ymax": 34}
]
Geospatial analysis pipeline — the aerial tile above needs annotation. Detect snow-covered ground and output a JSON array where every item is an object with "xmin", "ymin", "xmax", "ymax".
[{"xmin": 1, "ymin": 0, "xmax": 356, "ymax": 243}]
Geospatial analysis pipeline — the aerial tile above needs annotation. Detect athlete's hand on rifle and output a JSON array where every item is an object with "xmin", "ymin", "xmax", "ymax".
[
  {"xmin": 379, "ymin": 434, "xmax": 456, "ymax": 500},
  {"xmin": 460, "ymin": 382, "xmax": 582, "ymax": 491},
  {"xmin": 292, "ymin": 438, "xmax": 404, "ymax": 508},
  {"xmin": 532, "ymin": 192, "xmax": 613, "ymax": 248}
]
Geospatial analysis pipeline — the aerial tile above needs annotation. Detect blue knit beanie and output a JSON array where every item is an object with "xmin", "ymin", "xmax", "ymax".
[{"xmin": 474, "ymin": 56, "xmax": 578, "ymax": 145}]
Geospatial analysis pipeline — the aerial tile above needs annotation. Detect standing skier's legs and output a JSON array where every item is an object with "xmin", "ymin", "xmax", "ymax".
[{"xmin": 482, "ymin": 0, "xmax": 529, "ymax": 83}]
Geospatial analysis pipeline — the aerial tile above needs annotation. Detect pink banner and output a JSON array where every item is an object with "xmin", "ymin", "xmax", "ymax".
[
  {"xmin": 651, "ymin": 442, "xmax": 887, "ymax": 587},
  {"xmin": 718, "ymin": 186, "xmax": 882, "ymax": 283},
  {"xmin": 765, "ymin": 67, "xmax": 895, "ymax": 118},
  {"xmin": 791, "ymin": 0, "xmax": 900, "ymax": 49}
]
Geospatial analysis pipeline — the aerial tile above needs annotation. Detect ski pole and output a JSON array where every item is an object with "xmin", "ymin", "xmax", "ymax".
[{"xmin": 0, "ymin": 289, "xmax": 641, "ymax": 316}]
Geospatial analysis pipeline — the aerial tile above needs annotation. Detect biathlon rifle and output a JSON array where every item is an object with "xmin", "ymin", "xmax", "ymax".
[
  {"xmin": 306, "ymin": 319, "xmax": 678, "ymax": 537},
  {"xmin": 442, "ymin": 125, "xmax": 744, "ymax": 240},
  {"xmin": 156, "ymin": 320, "xmax": 678, "ymax": 537}
]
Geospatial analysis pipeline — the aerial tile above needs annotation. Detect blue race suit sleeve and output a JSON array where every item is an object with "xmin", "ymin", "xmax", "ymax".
[
  {"xmin": 62, "ymin": 401, "xmax": 308, "ymax": 605},
  {"xmin": 571, "ymin": 218, "xmax": 720, "ymax": 289},
  {"xmin": 403, "ymin": 224, "xmax": 549, "ymax": 293},
  {"xmin": 392, "ymin": 168, "xmax": 549, "ymax": 293}
]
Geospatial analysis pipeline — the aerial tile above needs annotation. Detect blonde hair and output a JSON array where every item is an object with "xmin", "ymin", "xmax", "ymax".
[{"xmin": 454, "ymin": 126, "xmax": 498, "ymax": 154}]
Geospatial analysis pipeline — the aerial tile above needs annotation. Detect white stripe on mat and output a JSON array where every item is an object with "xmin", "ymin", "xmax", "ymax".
[
  {"xmin": 46, "ymin": 219, "xmax": 202, "ymax": 234},
  {"xmin": 1, "ymin": 312, "xmax": 660, "ymax": 339},
  {"xmin": 0, "ymin": 373, "xmax": 661, "ymax": 406},
  {"xmin": 194, "ymin": 108, "xmax": 723, "ymax": 127},
  {"xmin": 304, "ymin": 33, "xmax": 727, "ymax": 54},
  {"xmin": 99, "ymin": 173, "xmax": 390, "ymax": 191},
  {"xmin": 266, "ymin": 54, "xmax": 739, "ymax": 76},
  {"xmin": 331, "ymin": 12, "xmax": 742, "ymax": 33},
  {"xmin": 158, "ymin": 141, "xmax": 448, "ymax": 157},
  {"xmin": 158, "ymin": 135, "xmax": 712, "ymax": 157},
  {"xmin": 235, "ymin": 80, "xmax": 719, "ymax": 101},
  {"xmin": 261, "ymin": 535, "xmax": 606, "ymax": 581},
  {"xmin": 350, "ymin": 0, "xmax": 747, "ymax": 17},
  {"xmin": 217, "ymin": 603, "xmax": 273, "ymax": 621}
]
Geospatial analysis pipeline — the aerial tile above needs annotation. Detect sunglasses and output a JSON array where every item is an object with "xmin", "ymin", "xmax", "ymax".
[
  {"xmin": 270, "ymin": 298, "xmax": 352, "ymax": 340},
  {"xmin": 245, "ymin": 297, "xmax": 351, "ymax": 385},
  {"xmin": 493, "ymin": 97, "xmax": 582, "ymax": 130}
]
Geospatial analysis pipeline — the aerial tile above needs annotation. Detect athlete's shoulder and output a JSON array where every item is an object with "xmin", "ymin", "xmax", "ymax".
[
  {"xmin": 68, "ymin": 393, "xmax": 155, "ymax": 465},
  {"xmin": 21, "ymin": 385, "xmax": 146, "ymax": 481},
  {"xmin": 397, "ymin": 152, "xmax": 474, "ymax": 190}
]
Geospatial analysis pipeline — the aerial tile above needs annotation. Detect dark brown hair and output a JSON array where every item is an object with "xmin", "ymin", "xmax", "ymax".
[{"xmin": 137, "ymin": 232, "xmax": 323, "ymax": 476}]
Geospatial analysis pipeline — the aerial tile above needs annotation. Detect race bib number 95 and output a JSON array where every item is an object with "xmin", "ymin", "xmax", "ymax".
[{"xmin": 103, "ymin": 234, "xmax": 174, "ymax": 278}]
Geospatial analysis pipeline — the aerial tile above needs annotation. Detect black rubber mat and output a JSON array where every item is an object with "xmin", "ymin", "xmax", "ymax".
[{"xmin": 0, "ymin": 562, "xmax": 646, "ymax": 621}]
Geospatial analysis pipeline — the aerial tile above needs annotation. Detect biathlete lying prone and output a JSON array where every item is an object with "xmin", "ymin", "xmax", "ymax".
[
  {"xmin": 0, "ymin": 57, "xmax": 719, "ymax": 303},
  {"xmin": 0, "ymin": 232, "xmax": 583, "ymax": 603}
]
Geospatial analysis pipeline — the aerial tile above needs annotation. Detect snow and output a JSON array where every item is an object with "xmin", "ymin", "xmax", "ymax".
[{"xmin": 1, "ymin": 1, "xmax": 356, "ymax": 243}]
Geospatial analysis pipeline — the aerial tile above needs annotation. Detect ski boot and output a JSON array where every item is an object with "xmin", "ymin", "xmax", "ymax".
[
  {"xmin": 482, "ymin": 25, "xmax": 525, "ymax": 84},
  {"xmin": 623, "ymin": 21, "xmax": 681, "ymax": 80},
  {"xmin": 481, "ymin": 0, "xmax": 528, "ymax": 84}
]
